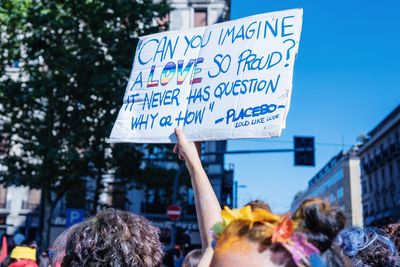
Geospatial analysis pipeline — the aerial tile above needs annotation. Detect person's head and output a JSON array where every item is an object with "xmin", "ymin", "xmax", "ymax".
[
  {"xmin": 182, "ymin": 249, "xmax": 202, "ymax": 267},
  {"xmin": 385, "ymin": 223, "xmax": 400, "ymax": 253},
  {"xmin": 292, "ymin": 198, "xmax": 350, "ymax": 267},
  {"xmin": 336, "ymin": 226, "xmax": 400, "ymax": 267},
  {"xmin": 293, "ymin": 198, "xmax": 346, "ymax": 252},
  {"xmin": 210, "ymin": 205, "xmax": 324, "ymax": 267},
  {"xmin": 59, "ymin": 208, "xmax": 163, "ymax": 267},
  {"xmin": 0, "ymin": 256, "xmax": 11, "ymax": 267},
  {"xmin": 210, "ymin": 221, "xmax": 296, "ymax": 267},
  {"xmin": 10, "ymin": 246, "xmax": 37, "ymax": 262},
  {"xmin": 246, "ymin": 199, "xmax": 272, "ymax": 212}
]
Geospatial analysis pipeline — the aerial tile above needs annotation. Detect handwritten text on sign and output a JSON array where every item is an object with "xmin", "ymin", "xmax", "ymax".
[{"xmin": 109, "ymin": 9, "xmax": 303, "ymax": 143}]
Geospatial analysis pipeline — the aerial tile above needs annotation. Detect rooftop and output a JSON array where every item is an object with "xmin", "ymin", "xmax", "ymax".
[{"xmin": 368, "ymin": 105, "xmax": 400, "ymax": 137}]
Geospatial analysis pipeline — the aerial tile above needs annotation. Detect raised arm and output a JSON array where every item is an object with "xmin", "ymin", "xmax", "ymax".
[{"xmin": 173, "ymin": 128, "xmax": 221, "ymax": 252}]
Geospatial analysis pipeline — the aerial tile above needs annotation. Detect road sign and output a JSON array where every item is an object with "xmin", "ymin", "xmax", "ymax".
[
  {"xmin": 66, "ymin": 208, "xmax": 85, "ymax": 227},
  {"xmin": 294, "ymin": 136, "xmax": 315, "ymax": 166},
  {"xmin": 167, "ymin": 205, "xmax": 181, "ymax": 221}
]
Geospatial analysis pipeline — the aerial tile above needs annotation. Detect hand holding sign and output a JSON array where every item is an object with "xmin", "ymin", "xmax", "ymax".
[
  {"xmin": 109, "ymin": 9, "xmax": 303, "ymax": 143},
  {"xmin": 173, "ymin": 128, "xmax": 202, "ymax": 174}
]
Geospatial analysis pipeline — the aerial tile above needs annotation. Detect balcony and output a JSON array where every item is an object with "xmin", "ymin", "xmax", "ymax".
[
  {"xmin": 0, "ymin": 201, "xmax": 10, "ymax": 212},
  {"xmin": 21, "ymin": 201, "xmax": 40, "ymax": 210}
]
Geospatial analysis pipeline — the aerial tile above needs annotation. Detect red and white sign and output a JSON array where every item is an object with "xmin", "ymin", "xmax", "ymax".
[{"xmin": 167, "ymin": 205, "xmax": 181, "ymax": 221}]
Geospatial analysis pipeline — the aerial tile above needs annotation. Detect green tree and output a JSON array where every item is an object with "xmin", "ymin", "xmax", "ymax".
[{"xmin": 0, "ymin": 0, "xmax": 170, "ymax": 247}]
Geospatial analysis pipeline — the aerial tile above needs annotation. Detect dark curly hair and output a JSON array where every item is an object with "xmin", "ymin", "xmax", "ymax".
[
  {"xmin": 61, "ymin": 209, "xmax": 163, "ymax": 267},
  {"xmin": 385, "ymin": 223, "xmax": 400, "ymax": 254},
  {"xmin": 293, "ymin": 198, "xmax": 351, "ymax": 267}
]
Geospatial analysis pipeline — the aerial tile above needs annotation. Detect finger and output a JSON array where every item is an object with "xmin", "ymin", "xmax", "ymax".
[
  {"xmin": 174, "ymin": 127, "xmax": 187, "ymax": 144},
  {"xmin": 173, "ymin": 144, "xmax": 179, "ymax": 154},
  {"xmin": 178, "ymin": 154, "xmax": 184, "ymax": 161}
]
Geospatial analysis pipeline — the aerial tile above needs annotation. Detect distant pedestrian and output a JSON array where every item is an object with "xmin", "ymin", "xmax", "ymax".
[
  {"xmin": 0, "ymin": 236, "xmax": 8, "ymax": 264},
  {"xmin": 13, "ymin": 234, "xmax": 25, "ymax": 246},
  {"xmin": 8, "ymin": 246, "xmax": 38, "ymax": 267},
  {"xmin": 39, "ymin": 251, "xmax": 50, "ymax": 267},
  {"xmin": 51, "ymin": 209, "xmax": 164, "ymax": 267},
  {"xmin": 182, "ymin": 249, "xmax": 202, "ymax": 267}
]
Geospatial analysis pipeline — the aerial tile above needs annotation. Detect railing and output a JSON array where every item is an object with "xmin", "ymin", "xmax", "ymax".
[
  {"xmin": 21, "ymin": 201, "xmax": 40, "ymax": 210},
  {"xmin": 0, "ymin": 201, "xmax": 10, "ymax": 210}
]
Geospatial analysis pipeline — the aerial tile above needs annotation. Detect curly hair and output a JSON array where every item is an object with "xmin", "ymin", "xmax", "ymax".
[
  {"xmin": 385, "ymin": 223, "xmax": 400, "ymax": 253},
  {"xmin": 336, "ymin": 226, "xmax": 400, "ymax": 267},
  {"xmin": 293, "ymin": 198, "xmax": 346, "ymax": 253},
  {"xmin": 61, "ymin": 209, "xmax": 163, "ymax": 267},
  {"xmin": 293, "ymin": 198, "xmax": 351, "ymax": 267}
]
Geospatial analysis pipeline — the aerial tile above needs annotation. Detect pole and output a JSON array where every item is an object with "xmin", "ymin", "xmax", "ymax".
[
  {"xmin": 204, "ymin": 148, "xmax": 294, "ymax": 155},
  {"xmin": 233, "ymin": 181, "xmax": 237, "ymax": 208},
  {"xmin": 143, "ymin": 148, "xmax": 314, "ymax": 162}
]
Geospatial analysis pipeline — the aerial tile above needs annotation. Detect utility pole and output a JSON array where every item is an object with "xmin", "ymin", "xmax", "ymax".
[{"xmin": 233, "ymin": 181, "xmax": 247, "ymax": 208}]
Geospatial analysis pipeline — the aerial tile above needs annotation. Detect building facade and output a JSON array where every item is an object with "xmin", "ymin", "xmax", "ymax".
[
  {"xmin": 291, "ymin": 147, "xmax": 363, "ymax": 226},
  {"xmin": 0, "ymin": 185, "xmax": 40, "ymax": 238},
  {"xmin": 358, "ymin": 105, "xmax": 400, "ymax": 226},
  {"xmin": 168, "ymin": 0, "xmax": 229, "ymax": 30}
]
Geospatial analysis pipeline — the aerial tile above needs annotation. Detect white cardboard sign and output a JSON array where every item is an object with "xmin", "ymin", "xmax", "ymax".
[{"xmin": 109, "ymin": 9, "xmax": 303, "ymax": 143}]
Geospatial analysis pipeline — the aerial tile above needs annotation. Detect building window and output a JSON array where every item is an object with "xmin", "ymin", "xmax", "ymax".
[
  {"xmin": 370, "ymin": 173, "xmax": 375, "ymax": 192},
  {"xmin": 337, "ymin": 187, "xmax": 344, "ymax": 199},
  {"xmin": 362, "ymin": 181, "xmax": 368, "ymax": 194},
  {"xmin": 398, "ymin": 159, "xmax": 400, "ymax": 179},
  {"xmin": 383, "ymin": 196, "xmax": 388, "ymax": 209},
  {"xmin": 194, "ymin": 9, "xmax": 207, "ymax": 27},
  {"xmin": 0, "ymin": 186, "xmax": 7, "ymax": 209},
  {"xmin": 329, "ymin": 193, "xmax": 336, "ymax": 204},
  {"xmin": 389, "ymin": 162, "xmax": 393, "ymax": 180},
  {"xmin": 22, "ymin": 189, "xmax": 41, "ymax": 210}
]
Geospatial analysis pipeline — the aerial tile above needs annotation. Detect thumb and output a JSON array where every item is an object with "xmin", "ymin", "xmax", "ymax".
[{"xmin": 174, "ymin": 127, "xmax": 187, "ymax": 144}]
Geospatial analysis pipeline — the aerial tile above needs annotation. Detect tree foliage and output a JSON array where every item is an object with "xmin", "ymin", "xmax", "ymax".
[{"xmin": 0, "ymin": 0, "xmax": 170, "ymax": 246}]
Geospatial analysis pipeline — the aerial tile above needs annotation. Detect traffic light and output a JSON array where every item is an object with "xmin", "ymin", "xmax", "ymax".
[{"xmin": 294, "ymin": 136, "xmax": 315, "ymax": 166}]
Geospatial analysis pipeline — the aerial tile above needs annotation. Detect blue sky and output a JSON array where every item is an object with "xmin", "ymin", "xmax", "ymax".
[{"xmin": 228, "ymin": 0, "xmax": 400, "ymax": 212}]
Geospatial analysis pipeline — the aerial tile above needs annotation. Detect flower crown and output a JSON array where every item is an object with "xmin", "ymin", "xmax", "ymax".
[{"xmin": 211, "ymin": 206, "xmax": 325, "ymax": 267}]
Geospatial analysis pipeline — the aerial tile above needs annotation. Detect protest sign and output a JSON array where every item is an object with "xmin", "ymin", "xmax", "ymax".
[{"xmin": 109, "ymin": 9, "xmax": 303, "ymax": 143}]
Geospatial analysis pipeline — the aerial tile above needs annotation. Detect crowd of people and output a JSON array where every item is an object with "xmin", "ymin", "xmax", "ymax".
[
  {"xmin": 1, "ymin": 128, "xmax": 399, "ymax": 266},
  {"xmin": 0, "ymin": 234, "xmax": 51, "ymax": 267}
]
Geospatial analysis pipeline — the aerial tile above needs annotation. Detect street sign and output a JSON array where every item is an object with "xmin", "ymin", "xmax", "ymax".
[
  {"xmin": 66, "ymin": 208, "xmax": 85, "ymax": 227},
  {"xmin": 167, "ymin": 205, "xmax": 181, "ymax": 221},
  {"xmin": 294, "ymin": 136, "xmax": 315, "ymax": 166}
]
